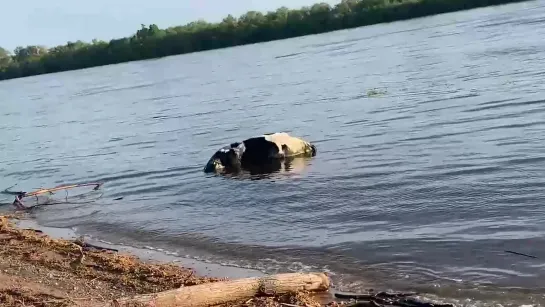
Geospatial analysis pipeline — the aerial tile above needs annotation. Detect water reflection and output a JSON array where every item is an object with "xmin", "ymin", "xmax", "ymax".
[{"xmin": 210, "ymin": 156, "xmax": 314, "ymax": 181}]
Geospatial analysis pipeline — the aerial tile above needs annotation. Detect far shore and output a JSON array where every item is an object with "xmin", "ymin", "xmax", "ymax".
[{"xmin": 0, "ymin": 0, "xmax": 534, "ymax": 81}]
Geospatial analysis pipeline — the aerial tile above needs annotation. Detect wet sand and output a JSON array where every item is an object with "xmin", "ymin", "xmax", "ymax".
[{"xmin": 0, "ymin": 213, "xmax": 332, "ymax": 307}]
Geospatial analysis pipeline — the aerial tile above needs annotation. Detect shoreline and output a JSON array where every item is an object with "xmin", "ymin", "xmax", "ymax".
[
  {"xmin": 1, "ymin": 208, "xmax": 540, "ymax": 306},
  {"xmin": 12, "ymin": 217, "xmax": 267, "ymax": 281},
  {"xmin": 0, "ymin": 213, "xmax": 336, "ymax": 307}
]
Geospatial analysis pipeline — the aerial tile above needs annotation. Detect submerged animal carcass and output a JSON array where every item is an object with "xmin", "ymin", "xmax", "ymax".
[{"xmin": 204, "ymin": 132, "xmax": 317, "ymax": 175}]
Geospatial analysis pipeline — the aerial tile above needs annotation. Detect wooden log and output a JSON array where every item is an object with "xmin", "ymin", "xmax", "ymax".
[{"xmin": 109, "ymin": 272, "xmax": 330, "ymax": 307}]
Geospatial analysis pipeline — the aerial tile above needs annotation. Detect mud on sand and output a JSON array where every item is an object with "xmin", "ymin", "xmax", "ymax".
[{"xmin": 0, "ymin": 213, "xmax": 328, "ymax": 307}]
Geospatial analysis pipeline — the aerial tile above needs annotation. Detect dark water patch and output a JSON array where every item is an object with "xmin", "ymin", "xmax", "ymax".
[
  {"xmin": 486, "ymin": 46, "xmax": 542, "ymax": 57},
  {"xmin": 145, "ymin": 93, "xmax": 192, "ymax": 102},
  {"xmin": 366, "ymin": 104, "xmax": 415, "ymax": 115},
  {"xmin": 328, "ymin": 47, "xmax": 373, "ymax": 58},
  {"xmin": 329, "ymin": 171, "xmax": 399, "ymax": 182},
  {"xmin": 511, "ymin": 15, "xmax": 545, "ymax": 26},
  {"xmin": 401, "ymin": 130, "xmax": 473, "ymax": 142},
  {"xmin": 253, "ymin": 102, "xmax": 280, "ymax": 108},
  {"xmin": 419, "ymin": 112, "xmax": 525, "ymax": 129},
  {"xmin": 341, "ymin": 119, "xmax": 369, "ymax": 127},
  {"xmin": 73, "ymin": 82, "xmax": 157, "ymax": 98},
  {"xmin": 462, "ymin": 100, "xmax": 545, "ymax": 112},
  {"xmin": 122, "ymin": 140, "xmax": 157, "ymax": 148},
  {"xmin": 521, "ymin": 70, "xmax": 545, "ymax": 78},
  {"xmin": 84, "ymin": 167, "xmax": 197, "ymax": 184},
  {"xmin": 348, "ymin": 93, "xmax": 371, "ymax": 100},
  {"xmin": 305, "ymin": 36, "xmax": 364, "ymax": 50},
  {"xmin": 60, "ymin": 152, "xmax": 119, "ymax": 161},
  {"xmin": 476, "ymin": 120, "xmax": 545, "ymax": 133},
  {"xmin": 477, "ymin": 16, "xmax": 521, "ymax": 28},
  {"xmin": 471, "ymin": 97, "xmax": 519, "ymax": 107},
  {"xmin": 274, "ymin": 52, "xmax": 305, "ymax": 59},
  {"xmin": 506, "ymin": 106, "xmax": 545, "ymax": 117},
  {"xmin": 360, "ymin": 180, "xmax": 419, "ymax": 191},
  {"xmin": 418, "ymin": 165, "xmax": 504, "ymax": 180},
  {"xmin": 191, "ymin": 131, "xmax": 212, "ymax": 137},
  {"xmin": 178, "ymin": 109, "xmax": 227, "ymax": 119},
  {"xmin": 146, "ymin": 170, "xmax": 196, "ymax": 181},
  {"xmin": 137, "ymin": 144, "xmax": 157, "ymax": 150},
  {"xmin": 376, "ymin": 115, "xmax": 414, "ymax": 123},
  {"xmin": 427, "ymin": 31, "xmax": 464, "ymax": 39},
  {"xmin": 72, "ymin": 85, "xmax": 112, "ymax": 97},
  {"xmin": 496, "ymin": 139, "xmax": 532, "ymax": 146},
  {"xmin": 151, "ymin": 115, "xmax": 170, "ymax": 120},
  {"xmin": 5, "ymin": 168, "xmax": 61, "ymax": 177},
  {"xmin": 499, "ymin": 156, "xmax": 545, "ymax": 167},
  {"xmin": 354, "ymin": 132, "xmax": 386, "ymax": 138}
]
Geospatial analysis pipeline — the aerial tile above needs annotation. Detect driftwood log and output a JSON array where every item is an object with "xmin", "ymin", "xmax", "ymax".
[{"xmin": 109, "ymin": 272, "xmax": 330, "ymax": 307}]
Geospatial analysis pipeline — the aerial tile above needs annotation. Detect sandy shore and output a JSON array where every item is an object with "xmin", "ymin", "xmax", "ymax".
[{"xmin": 0, "ymin": 213, "xmax": 335, "ymax": 307}]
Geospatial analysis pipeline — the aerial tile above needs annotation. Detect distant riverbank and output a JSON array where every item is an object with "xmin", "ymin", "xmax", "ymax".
[{"xmin": 0, "ymin": 0, "xmax": 534, "ymax": 81}]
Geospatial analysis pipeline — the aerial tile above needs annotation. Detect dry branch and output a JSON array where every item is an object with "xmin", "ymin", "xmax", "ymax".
[{"xmin": 109, "ymin": 272, "xmax": 330, "ymax": 307}]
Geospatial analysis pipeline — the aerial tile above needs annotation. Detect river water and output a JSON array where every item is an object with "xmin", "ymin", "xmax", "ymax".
[{"xmin": 2, "ymin": 1, "xmax": 545, "ymax": 305}]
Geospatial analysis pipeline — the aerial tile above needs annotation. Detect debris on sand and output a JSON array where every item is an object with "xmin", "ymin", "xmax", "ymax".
[
  {"xmin": 0, "ymin": 214, "xmax": 452, "ymax": 307},
  {"xmin": 0, "ymin": 214, "xmax": 325, "ymax": 307},
  {"xmin": 2, "ymin": 182, "xmax": 104, "ymax": 210}
]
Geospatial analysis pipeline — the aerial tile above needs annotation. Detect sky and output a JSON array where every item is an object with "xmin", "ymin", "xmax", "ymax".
[{"xmin": 1, "ymin": 0, "xmax": 340, "ymax": 52}]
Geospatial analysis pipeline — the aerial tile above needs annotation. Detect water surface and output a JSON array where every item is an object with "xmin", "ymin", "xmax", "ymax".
[{"xmin": 2, "ymin": 1, "xmax": 545, "ymax": 305}]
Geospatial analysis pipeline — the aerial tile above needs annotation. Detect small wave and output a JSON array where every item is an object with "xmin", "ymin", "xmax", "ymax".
[
  {"xmin": 274, "ymin": 52, "xmax": 305, "ymax": 59},
  {"xmin": 72, "ymin": 82, "xmax": 157, "ymax": 98},
  {"xmin": 86, "ymin": 166, "xmax": 196, "ymax": 183},
  {"xmin": 464, "ymin": 99, "xmax": 545, "ymax": 113},
  {"xmin": 401, "ymin": 130, "xmax": 472, "ymax": 142}
]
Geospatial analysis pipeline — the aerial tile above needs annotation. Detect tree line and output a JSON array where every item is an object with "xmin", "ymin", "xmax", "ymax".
[{"xmin": 0, "ymin": 0, "xmax": 530, "ymax": 81}]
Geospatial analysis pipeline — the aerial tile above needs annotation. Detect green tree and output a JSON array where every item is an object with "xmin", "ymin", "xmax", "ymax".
[
  {"xmin": 0, "ymin": 0, "xmax": 533, "ymax": 81},
  {"xmin": 0, "ymin": 46, "xmax": 11, "ymax": 68},
  {"xmin": 13, "ymin": 45, "xmax": 48, "ymax": 62},
  {"xmin": 0, "ymin": 46, "xmax": 9, "ymax": 58}
]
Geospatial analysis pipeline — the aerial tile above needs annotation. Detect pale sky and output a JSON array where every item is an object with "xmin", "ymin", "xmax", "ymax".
[{"xmin": 2, "ymin": 0, "xmax": 340, "ymax": 52}]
